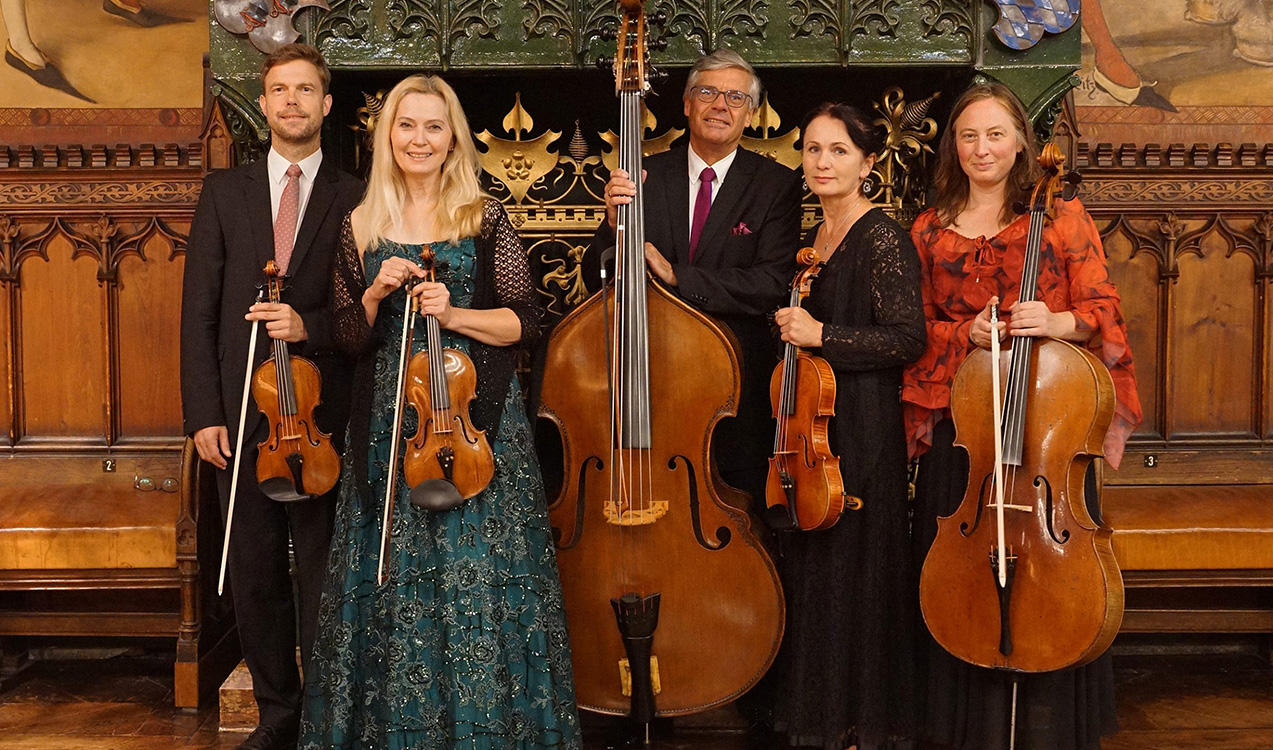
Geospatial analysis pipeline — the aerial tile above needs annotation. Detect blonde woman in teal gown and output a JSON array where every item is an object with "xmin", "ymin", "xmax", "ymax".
[{"xmin": 299, "ymin": 74, "xmax": 580, "ymax": 749}]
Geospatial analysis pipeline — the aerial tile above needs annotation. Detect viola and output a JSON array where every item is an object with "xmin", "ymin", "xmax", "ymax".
[
  {"xmin": 376, "ymin": 249, "xmax": 494, "ymax": 584},
  {"xmin": 538, "ymin": 0, "xmax": 784, "ymax": 722},
  {"xmin": 918, "ymin": 142, "xmax": 1123, "ymax": 673},
  {"xmin": 252, "ymin": 260, "xmax": 341, "ymax": 503},
  {"xmin": 765, "ymin": 247, "xmax": 858, "ymax": 531}
]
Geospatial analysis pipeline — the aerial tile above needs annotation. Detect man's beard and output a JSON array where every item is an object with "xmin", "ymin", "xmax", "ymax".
[{"xmin": 273, "ymin": 115, "xmax": 321, "ymax": 144}]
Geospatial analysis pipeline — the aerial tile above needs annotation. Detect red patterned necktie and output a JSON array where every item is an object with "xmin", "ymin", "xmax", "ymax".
[
  {"xmin": 689, "ymin": 166, "xmax": 716, "ymax": 264},
  {"xmin": 274, "ymin": 163, "xmax": 302, "ymax": 273}
]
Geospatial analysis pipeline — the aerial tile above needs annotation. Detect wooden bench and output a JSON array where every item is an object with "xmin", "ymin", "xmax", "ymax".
[
  {"xmin": 0, "ymin": 440, "xmax": 237, "ymax": 707},
  {"xmin": 1104, "ymin": 479, "xmax": 1273, "ymax": 638}
]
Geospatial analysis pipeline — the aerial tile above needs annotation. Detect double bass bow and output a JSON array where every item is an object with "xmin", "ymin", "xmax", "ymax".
[
  {"xmin": 217, "ymin": 260, "xmax": 341, "ymax": 593},
  {"xmin": 918, "ymin": 142, "xmax": 1123, "ymax": 675},
  {"xmin": 538, "ymin": 0, "xmax": 784, "ymax": 723},
  {"xmin": 377, "ymin": 248, "xmax": 494, "ymax": 584},
  {"xmin": 765, "ymin": 247, "xmax": 859, "ymax": 531}
]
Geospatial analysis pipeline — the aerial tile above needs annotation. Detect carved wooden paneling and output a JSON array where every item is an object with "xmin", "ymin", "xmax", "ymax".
[
  {"xmin": 18, "ymin": 231, "xmax": 110, "ymax": 443},
  {"xmin": 1172, "ymin": 232, "xmax": 1256, "ymax": 437},
  {"xmin": 1087, "ymin": 152, "xmax": 1273, "ymax": 464},
  {"xmin": 116, "ymin": 227, "xmax": 187, "ymax": 443}
]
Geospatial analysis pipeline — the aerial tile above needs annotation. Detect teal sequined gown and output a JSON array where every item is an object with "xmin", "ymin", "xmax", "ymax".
[{"xmin": 300, "ymin": 237, "xmax": 580, "ymax": 749}]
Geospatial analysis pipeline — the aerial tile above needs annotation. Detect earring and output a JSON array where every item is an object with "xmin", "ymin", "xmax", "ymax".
[
  {"xmin": 801, "ymin": 177, "xmax": 808, "ymax": 191},
  {"xmin": 860, "ymin": 175, "xmax": 875, "ymax": 196}
]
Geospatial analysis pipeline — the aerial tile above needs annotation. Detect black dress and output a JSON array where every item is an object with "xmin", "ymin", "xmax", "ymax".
[{"xmin": 769, "ymin": 208, "xmax": 927, "ymax": 749}]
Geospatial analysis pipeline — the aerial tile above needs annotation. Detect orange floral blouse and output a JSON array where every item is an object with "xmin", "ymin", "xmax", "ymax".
[{"xmin": 901, "ymin": 197, "xmax": 1142, "ymax": 469}]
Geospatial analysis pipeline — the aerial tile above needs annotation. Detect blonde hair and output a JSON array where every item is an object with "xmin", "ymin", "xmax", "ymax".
[{"xmin": 355, "ymin": 74, "xmax": 488, "ymax": 250}]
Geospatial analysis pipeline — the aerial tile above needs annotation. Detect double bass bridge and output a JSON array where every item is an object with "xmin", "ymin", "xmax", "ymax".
[{"xmin": 603, "ymin": 495, "xmax": 669, "ymax": 525}]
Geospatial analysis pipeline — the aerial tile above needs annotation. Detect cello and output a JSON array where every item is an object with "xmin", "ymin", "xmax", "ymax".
[
  {"xmin": 538, "ymin": 0, "xmax": 784, "ymax": 721},
  {"xmin": 918, "ymin": 142, "xmax": 1123, "ymax": 675},
  {"xmin": 764, "ymin": 247, "xmax": 859, "ymax": 531}
]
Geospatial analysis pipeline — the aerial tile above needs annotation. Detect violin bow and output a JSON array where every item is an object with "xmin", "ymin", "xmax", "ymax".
[{"xmin": 218, "ymin": 288, "xmax": 267, "ymax": 596}]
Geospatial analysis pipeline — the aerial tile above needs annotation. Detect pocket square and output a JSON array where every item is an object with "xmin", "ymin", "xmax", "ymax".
[{"xmin": 731, "ymin": 222, "xmax": 752, "ymax": 236}]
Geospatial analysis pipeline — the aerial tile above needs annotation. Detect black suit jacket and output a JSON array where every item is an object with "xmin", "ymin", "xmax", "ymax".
[
  {"xmin": 181, "ymin": 155, "xmax": 365, "ymax": 447},
  {"xmin": 588, "ymin": 144, "xmax": 803, "ymax": 475}
]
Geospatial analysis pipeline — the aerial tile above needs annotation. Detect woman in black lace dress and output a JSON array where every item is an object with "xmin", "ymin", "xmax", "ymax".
[{"xmin": 769, "ymin": 103, "xmax": 927, "ymax": 750}]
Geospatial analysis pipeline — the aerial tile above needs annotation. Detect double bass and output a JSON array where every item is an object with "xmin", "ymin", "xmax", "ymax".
[
  {"xmin": 918, "ymin": 143, "xmax": 1123, "ymax": 674},
  {"xmin": 538, "ymin": 0, "xmax": 784, "ymax": 721},
  {"xmin": 764, "ymin": 247, "xmax": 858, "ymax": 531}
]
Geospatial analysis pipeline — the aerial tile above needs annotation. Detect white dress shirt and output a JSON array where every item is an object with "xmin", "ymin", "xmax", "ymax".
[
  {"xmin": 687, "ymin": 144, "xmax": 739, "ymax": 232},
  {"xmin": 267, "ymin": 147, "xmax": 324, "ymax": 238}
]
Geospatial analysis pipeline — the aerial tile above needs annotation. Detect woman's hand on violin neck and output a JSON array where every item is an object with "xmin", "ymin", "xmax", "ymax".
[
  {"xmin": 969, "ymin": 297, "xmax": 1007, "ymax": 349},
  {"xmin": 412, "ymin": 280, "xmax": 453, "ymax": 326},
  {"xmin": 775, "ymin": 306, "xmax": 823, "ymax": 348},
  {"xmin": 1006, "ymin": 300, "xmax": 1088, "ymax": 342},
  {"xmin": 367, "ymin": 256, "xmax": 426, "ymax": 303},
  {"xmin": 246, "ymin": 302, "xmax": 308, "ymax": 343}
]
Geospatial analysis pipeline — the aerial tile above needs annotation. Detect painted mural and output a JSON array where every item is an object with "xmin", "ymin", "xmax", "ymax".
[
  {"xmin": 0, "ymin": 0, "xmax": 205, "ymax": 108},
  {"xmin": 1078, "ymin": 0, "xmax": 1273, "ymax": 145}
]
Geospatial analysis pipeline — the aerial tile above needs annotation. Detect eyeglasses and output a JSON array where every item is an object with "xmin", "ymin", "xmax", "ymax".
[{"xmin": 690, "ymin": 85, "xmax": 752, "ymax": 109}]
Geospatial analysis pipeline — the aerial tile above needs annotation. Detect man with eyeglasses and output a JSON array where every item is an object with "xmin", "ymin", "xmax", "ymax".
[{"xmin": 589, "ymin": 48, "xmax": 802, "ymax": 513}]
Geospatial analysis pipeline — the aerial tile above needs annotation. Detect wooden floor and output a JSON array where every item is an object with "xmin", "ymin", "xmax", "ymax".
[{"xmin": 0, "ymin": 648, "xmax": 1269, "ymax": 749}]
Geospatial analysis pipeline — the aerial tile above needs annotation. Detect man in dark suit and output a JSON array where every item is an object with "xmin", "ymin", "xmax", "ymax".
[
  {"xmin": 180, "ymin": 43, "xmax": 363, "ymax": 750},
  {"xmin": 593, "ymin": 49, "xmax": 803, "ymax": 507}
]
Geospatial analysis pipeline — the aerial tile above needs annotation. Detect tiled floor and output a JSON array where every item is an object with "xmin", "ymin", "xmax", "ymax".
[{"xmin": 0, "ymin": 649, "xmax": 1270, "ymax": 749}]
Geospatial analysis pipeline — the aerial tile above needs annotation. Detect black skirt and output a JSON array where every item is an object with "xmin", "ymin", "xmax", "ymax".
[{"xmin": 912, "ymin": 418, "xmax": 1119, "ymax": 750}]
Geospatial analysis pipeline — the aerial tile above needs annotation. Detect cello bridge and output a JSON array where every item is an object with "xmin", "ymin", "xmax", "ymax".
[{"xmin": 618, "ymin": 656, "xmax": 662, "ymax": 697}]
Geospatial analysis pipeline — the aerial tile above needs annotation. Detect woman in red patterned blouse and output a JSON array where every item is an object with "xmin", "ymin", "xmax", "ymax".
[{"xmin": 902, "ymin": 83, "xmax": 1142, "ymax": 750}]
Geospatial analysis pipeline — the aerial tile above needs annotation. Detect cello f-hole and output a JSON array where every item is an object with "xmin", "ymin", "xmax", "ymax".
[
  {"xmin": 960, "ymin": 473, "xmax": 992, "ymax": 537},
  {"xmin": 1036, "ymin": 475, "xmax": 1070, "ymax": 545}
]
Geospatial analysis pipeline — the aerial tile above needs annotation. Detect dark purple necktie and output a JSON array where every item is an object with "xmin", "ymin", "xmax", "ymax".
[{"xmin": 689, "ymin": 166, "xmax": 716, "ymax": 264}]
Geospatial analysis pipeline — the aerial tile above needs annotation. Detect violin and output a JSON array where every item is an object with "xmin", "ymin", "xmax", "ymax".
[
  {"xmin": 765, "ymin": 247, "xmax": 858, "ymax": 531},
  {"xmin": 403, "ymin": 251, "xmax": 494, "ymax": 505},
  {"xmin": 918, "ymin": 142, "xmax": 1123, "ymax": 673},
  {"xmin": 538, "ymin": 0, "xmax": 784, "ymax": 721},
  {"xmin": 377, "ymin": 249, "xmax": 494, "ymax": 583},
  {"xmin": 251, "ymin": 260, "xmax": 341, "ymax": 503}
]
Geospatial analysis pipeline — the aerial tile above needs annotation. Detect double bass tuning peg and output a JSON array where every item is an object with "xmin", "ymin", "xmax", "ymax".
[
  {"xmin": 599, "ymin": 27, "xmax": 618, "ymax": 41},
  {"xmin": 650, "ymin": 11, "xmax": 668, "ymax": 25},
  {"xmin": 648, "ymin": 37, "xmax": 669, "ymax": 52},
  {"xmin": 596, "ymin": 56, "xmax": 615, "ymax": 69}
]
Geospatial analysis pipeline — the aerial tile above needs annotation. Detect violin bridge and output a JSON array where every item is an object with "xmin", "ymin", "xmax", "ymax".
[
  {"xmin": 618, "ymin": 656, "xmax": 662, "ymax": 697},
  {"xmin": 984, "ymin": 500, "xmax": 1032, "ymax": 512}
]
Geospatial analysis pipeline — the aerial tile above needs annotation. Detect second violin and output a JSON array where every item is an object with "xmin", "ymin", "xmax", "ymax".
[{"xmin": 765, "ymin": 247, "xmax": 858, "ymax": 531}]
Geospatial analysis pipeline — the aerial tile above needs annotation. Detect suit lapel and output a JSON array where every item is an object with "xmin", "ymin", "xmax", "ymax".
[
  {"xmin": 244, "ymin": 157, "xmax": 275, "ymax": 273},
  {"xmin": 695, "ymin": 147, "xmax": 754, "ymax": 266},
  {"xmin": 287, "ymin": 157, "xmax": 337, "ymax": 278},
  {"xmin": 661, "ymin": 147, "xmax": 691, "ymax": 264}
]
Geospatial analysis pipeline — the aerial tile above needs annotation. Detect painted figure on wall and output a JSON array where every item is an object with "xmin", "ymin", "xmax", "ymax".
[
  {"xmin": 0, "ymin": 0, "xmax": 197, "ymax": 107},
  {"xmin": 1080, "ymin": 0, "xmax": 1273, "ymax": 111}
]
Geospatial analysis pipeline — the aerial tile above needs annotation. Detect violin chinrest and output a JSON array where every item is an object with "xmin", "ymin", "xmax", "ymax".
[
  {"xmin": 410, "ymin": 479, "xmax": 464, "ymax": 511},
  {"xmin": 257, "ymin": 476, "xmax": 316, "ymax": 503}
]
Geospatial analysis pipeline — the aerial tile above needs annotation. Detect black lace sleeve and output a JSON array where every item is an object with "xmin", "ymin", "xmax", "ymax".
[
  {"xmin": 820, "ymin": 218, "xmax": 927, "ymax": 371},
  {"xmin": 483, "ymin": 200, "xmax": 541, "ymax": 350},
  {"xmin": 330, "ymin": 215, "xmax": 381, "ymax": 358}
]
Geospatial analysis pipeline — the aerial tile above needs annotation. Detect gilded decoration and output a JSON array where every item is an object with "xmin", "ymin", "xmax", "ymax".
[
  {"xmin": 352, "ymin": 87, "xmax": 939, "ymax": 322},
  {"xmin": 870, "ymin": 86, "xmax": 940, "ymax": 223},
  {"xmin": 652, "ymin": 0, "xmax": 771, "ymax": 51}
]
